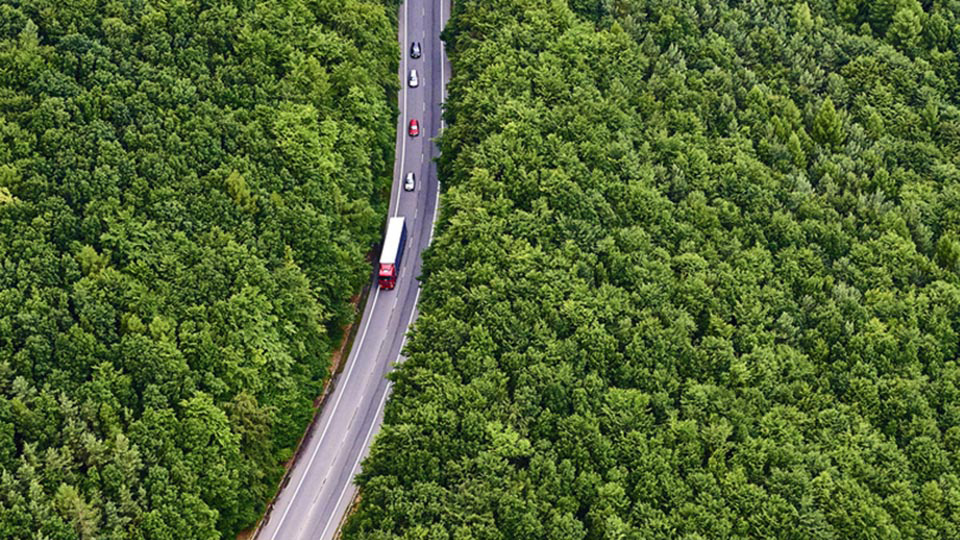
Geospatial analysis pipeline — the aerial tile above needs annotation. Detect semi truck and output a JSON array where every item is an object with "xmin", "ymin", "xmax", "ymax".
[{"xmin": 378, "ymin": 217, "xmax": 407, "ymax": 290}]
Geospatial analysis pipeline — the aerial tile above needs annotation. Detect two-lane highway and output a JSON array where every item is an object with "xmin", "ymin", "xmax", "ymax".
[{"xmin": 255, "ymin": 0, "xmax": 450, "ymax": 538}]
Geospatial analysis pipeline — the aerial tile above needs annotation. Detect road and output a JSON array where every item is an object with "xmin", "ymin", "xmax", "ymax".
[{"xmin": 255, "ymin": 0, "xmax": 449, "ymax": 539}]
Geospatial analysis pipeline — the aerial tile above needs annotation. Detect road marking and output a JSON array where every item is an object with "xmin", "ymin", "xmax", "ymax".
[
  {"xmin": 393, "ymin": 0, "xmax": 410, "ymax": 218},
  {"xmin": 393, "ymin": 245, "xmax": 422, "ymax": 365},
  {"xmin": 428, "ymin": 180, "xmax": 440, "ymax": 246},
  {"xmin": 440, "ymin": 0, "xmax": 446, "ymax": 131},
  {"xmin": 352, "ymin": 396, "xmax": 366, "ymax": 425},
  {"xmin": 318, "ymin": 381, "xmax": 393, "ymax": 540},
  {"xmin": 264, "ymin": 288, "xmax": 380, "ymax": 540},
  {"xmin": 349, "ymin": 402, "xmax": 361, "ymax": 429},
  {"xmin": 398, "ymin": 287, "xmax": 422, "ymax": 357}
]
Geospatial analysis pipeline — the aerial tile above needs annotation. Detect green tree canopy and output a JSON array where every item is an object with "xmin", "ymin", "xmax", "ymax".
[
  {"xmin": 346, "ymin": 0, "xmax": 960, "ymax": 538},
  {"xmin": 0, "ymin": 0, "xmax": 399, "ymax": 537}
]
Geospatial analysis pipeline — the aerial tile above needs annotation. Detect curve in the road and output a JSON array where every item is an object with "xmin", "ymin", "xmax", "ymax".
[{"xmin": 254, "ymin": 1, "xmax": 449, "ymax": 539}]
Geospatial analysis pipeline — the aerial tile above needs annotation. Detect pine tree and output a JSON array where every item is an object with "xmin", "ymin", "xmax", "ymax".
[{"xmin": 813, "ymin": 97, "xmax": 845, "ymax": 150}]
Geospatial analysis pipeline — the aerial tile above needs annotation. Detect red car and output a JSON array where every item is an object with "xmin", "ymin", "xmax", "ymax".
[{"xmin": 408, "ymin": 118, "xmax": 420, "ymax": 137}]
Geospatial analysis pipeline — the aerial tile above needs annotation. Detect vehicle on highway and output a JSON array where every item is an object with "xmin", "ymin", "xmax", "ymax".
[
  {"xmin": 404, "ymin": 172, "xmax": 416, "ymax": 192},
  {"xmin": 408, "ymin": 69, "xmax": 419, "ymax": 87},
  {"xmin": 378, "ymin": 217, "xmax": 407, "ymax": 290},
  {"xmin": 408, "ymin": 118, "xmax": 420, "ymax": 137},
  {"xmin": 410, "ymin": 42, "xmax": 421, "ymax": 58}
]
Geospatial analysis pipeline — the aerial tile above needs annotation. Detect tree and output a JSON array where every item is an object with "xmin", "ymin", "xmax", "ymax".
[
  {"xmin": 813, "ymin": 97, "xmax": 845, "ymax": 150},
  {"xmin": 0, "ymin": 0, "xmax": 400, "ymax": 537},
  {"xmin": 888, "ymin": 1, "xmax": 924, "ymax": 51},
  {"xmin": 345, "ymin": 0, "xmax": 960, "ymax": 537}
]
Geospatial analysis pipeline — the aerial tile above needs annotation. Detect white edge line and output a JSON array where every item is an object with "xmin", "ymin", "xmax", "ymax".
[
  {"xmin": 431, "ymin": 0, "xmax": 444, "ymax": 246},
  {"xmin": 428, "ymin": 181, "xmax": 439, "ymax": 246},
  {"xmin": 399, "ymin": 287, "xmax": 422, "ymax": 353},
  {"xmin": 393, "ymin": 1, "xmax": 409, "ymax": 218},
  {"xmin": 265, "ymin": 289, "xmax": 380, "ymax": 540},
  {"xmin": 439, "ymin": 0, "xmax": 445, "ymax": 131}
]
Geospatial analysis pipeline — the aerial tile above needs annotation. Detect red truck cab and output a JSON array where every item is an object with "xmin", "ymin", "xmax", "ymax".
[{"xmin": 378, "ymin": 217, "xmax": 407, "ymax": 290}]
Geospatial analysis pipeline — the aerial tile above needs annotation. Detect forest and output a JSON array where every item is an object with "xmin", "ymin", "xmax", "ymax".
[
  {"xmin": 0, "ymin": 0, "xmax": 399, "ymax": 538},
  {"xmin": 345, "ymin": 0, "xmax": 960, "ymax": 538}
]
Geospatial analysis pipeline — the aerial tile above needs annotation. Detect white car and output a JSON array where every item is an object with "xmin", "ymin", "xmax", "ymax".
[
  {"xmin": 408, "ymin": 69, "xmax": 419, "ymax": 87},
  {"xmin": 404, "ymin": 172, "xmax": 416, "ymax": 192}
]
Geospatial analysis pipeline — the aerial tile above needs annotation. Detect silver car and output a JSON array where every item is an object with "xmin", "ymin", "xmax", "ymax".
[
  {"xmin": 404, "ymin": 172, "xmax": 416, "ymax": 192},
  {"xmin": 408, "ymin": 69, "xmax": 419, "ymax": 87}
]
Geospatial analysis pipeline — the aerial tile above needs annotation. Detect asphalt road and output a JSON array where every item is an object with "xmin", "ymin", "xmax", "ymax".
[{"xmin": 254, "ymin": 1, "xmax": 449, "ymax": 539}]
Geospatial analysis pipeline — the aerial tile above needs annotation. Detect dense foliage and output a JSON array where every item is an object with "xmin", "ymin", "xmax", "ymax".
[
  {"xmin": 0, "ymin": 0, "xmax": 398, "ymax": 537},
  {"xmin": 346, "ymin": 0, "xmax": 960, "ymax": 537}
]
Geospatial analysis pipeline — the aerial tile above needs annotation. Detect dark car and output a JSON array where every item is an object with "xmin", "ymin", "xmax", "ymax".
[{"xmin": 410, "ymin": 42, "xmax": 421, "ymax": 58}]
